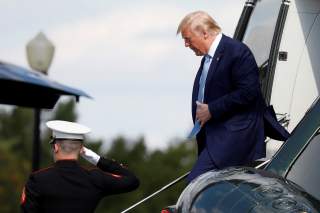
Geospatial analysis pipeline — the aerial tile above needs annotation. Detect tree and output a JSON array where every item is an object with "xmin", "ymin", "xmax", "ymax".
[{"xmin": 0, "ymin": 107, "xmax": 34, "ymax": 212}]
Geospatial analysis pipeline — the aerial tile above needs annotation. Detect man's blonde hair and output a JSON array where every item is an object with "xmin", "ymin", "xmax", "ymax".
[{"xmin": 177, "ymin": 11, "xmax": 221, "ymax": 35}]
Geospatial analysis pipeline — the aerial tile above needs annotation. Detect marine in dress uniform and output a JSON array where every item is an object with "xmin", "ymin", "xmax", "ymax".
[{"xmin": 20, "ymin": 120, "xmax": 139, "ymax": 213}]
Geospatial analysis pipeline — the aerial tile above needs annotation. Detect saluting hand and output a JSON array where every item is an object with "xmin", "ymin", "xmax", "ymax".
[
  {"xmin": 196, "ymin": 101, "xmax": 212, "ymax": 127},
  {"xmin": 80, "ymin": 147, "xmax": 101, "ymax": 165}
]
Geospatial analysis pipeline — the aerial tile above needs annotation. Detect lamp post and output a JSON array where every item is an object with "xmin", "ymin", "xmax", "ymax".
[{"xmin": 26, "ymin": 32, "xmax": 55, "ymax": 171}]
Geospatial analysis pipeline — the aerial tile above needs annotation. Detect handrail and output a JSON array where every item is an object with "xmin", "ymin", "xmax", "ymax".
[{"xmin": 120, "ymin": 172, "xmax": 190, "ymax": 213}]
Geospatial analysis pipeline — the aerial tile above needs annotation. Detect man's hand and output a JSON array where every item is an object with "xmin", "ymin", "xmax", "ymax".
[
  {"xmin": 196, "ymin": 101, "xmax": 212, "ymax": 127},
  {"xmin": 80, "ymin": 147, "xmax": 100, "ymax": 165}
]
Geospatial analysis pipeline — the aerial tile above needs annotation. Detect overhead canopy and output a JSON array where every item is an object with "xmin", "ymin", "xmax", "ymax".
[{"xmin": 0, "ymin": 61, "xmax": 91, "ymax": 109}]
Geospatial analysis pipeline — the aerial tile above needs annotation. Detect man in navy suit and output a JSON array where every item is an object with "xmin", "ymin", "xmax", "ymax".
[{"xmin": 177, "ymin": 11, "xmax": 289, "ymax": 182}]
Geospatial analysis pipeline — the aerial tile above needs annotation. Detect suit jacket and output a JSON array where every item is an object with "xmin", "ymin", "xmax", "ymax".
[
  {"xmin": 21, "ymin": 158, "xmax": 139, "ymax": 213},
  {"xmin": 192, "ymin": 34, "xmax": 289, "ymax": 169}
]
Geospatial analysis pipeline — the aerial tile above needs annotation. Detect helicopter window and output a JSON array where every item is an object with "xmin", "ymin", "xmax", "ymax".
[
  {"xmin": 286, "ymin": 131, "xmax": 320, "ymax": 201},
  {"xmin": 242, "ymin": 0, "xmax": 282, "ymax": 67}
]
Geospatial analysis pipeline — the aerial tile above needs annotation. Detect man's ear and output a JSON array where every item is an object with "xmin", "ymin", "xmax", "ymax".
[
  {"xmin": 53, "ymin": 143, "xmax": 59, "ymax": 153},
  {"xmin": 203, "ymin": 30, "xmax": 209, "ymax": 39},
  {"xmin": 80, "ymin": 144, "xmax": 84, "ymax": 153}
]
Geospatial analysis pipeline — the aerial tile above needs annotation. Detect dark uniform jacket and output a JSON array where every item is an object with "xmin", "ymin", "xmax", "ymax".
[{"xmin": 20, "ymin": 157, "xmax": 139, "ymax": 213}]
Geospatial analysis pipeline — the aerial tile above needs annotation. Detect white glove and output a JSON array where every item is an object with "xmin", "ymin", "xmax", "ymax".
[{"xmin": 80, "ymin": 147, "xmax": 100, "ymax": 165}]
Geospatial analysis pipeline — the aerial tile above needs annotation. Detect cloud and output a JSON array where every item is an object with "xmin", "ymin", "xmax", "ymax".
[{"xmin": 48, "ymin": 4, "xmax": 184, "ymax": 64}]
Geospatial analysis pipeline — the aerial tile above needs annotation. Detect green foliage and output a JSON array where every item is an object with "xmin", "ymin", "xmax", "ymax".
[
  {"xmin": 0, "ymin": 99, "xmax": 197, "ymax": 213},
  {"xmin": 0, "ymin": 107, "xmax": 34, "ymax": 212},
  {"xmin": 0, "ymin": 107, "xmax": 34, "ymax": 161},
  {"xmin": 0, "ymin": 138, "xmax": 29, "ymax": 213},
  {"xmin": 51, "ymin": 99, "xmax": 77, "ymax": 122}
]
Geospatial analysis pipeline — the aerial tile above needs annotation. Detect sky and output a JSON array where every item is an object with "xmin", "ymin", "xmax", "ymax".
[{"xmin": 0, "ymin": 0, "xmax": 244, "ymax": 150}]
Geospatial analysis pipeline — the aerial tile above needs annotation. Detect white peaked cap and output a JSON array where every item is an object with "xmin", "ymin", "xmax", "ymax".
[{"xmin": 46, "ymin": 120, "xmax": 91, "ymax": 140}]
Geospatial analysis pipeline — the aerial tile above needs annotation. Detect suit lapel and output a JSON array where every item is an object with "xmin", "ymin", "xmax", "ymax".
[{"xmin": 204, "ymin": 35, "xmax": 226, "ymax": 100}]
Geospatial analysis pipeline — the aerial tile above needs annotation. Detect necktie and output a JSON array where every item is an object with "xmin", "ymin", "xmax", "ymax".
[{"xmin": 188, "ymin": 54, "xmax": 211, "ymax": 139}]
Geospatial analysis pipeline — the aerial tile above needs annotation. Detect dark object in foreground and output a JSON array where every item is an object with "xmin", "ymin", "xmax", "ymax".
[{"xmin": 0, "ymin": 61, "xmax": 90, "ymax": 109}]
